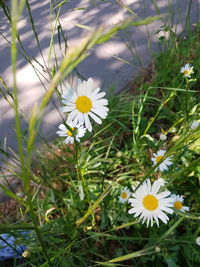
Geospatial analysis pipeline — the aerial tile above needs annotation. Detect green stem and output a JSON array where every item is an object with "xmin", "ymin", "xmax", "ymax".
[
  {"xmin": 112, "ymin": 205, "xmax": 125, "ymax": 226},
  {"xmin": 143, "ymin": 90, "xmax": 176, "ymax": 135},
  {"xmin": 74, "ymin": 140, "xmax": 81, "ymax": 181},
  {"xmin": 185, "ymin": 78, "xmax": 189, "ymax": 123},
  {"xmin": 74, "ymin": 141, "xmax": 90, "ymax": 203}
]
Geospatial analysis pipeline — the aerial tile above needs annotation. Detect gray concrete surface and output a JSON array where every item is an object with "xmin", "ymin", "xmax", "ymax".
[{"xmin": 0, "ymin": 0, "xmax": 199, "ymax": 197}]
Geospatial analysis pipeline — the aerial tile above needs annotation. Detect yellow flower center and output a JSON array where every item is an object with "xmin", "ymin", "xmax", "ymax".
[
  {"xmin": 174, "ymin": 201, "xmax": 182, "ymax": 210},
  {"xmin": 121, "ymin": 192, "xmax": 128, "ymax": 199},
  {"xmin": 75, "ymin": 96, "xmax": 92, "ymax": 113},
  {"xmin": 67, "ymin": 127, "xmax": 74, "ymax": 136},
  {"xmin": 184, "ymin": 69, "xmax": 192, "ymax": 76},
  {"xmin": 156, "ymin": 156, "xmax": 163, "ymax": 163},
  {"xmin": 143, "ymin": 194, "xmax": 158, "ymax": 211}
]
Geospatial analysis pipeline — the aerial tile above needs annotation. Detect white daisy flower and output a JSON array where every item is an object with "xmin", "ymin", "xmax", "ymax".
[
  {"xmin": 196, "ymin": 236, "xmax": 200, "ymax": 246},
  {"xmin": 159, "ymin": 133, "xmax": 167, "ymax": 141},
  {"xmin": 190, "ymin": 120, "xmax": 200, "ymax": 130},
  {"xmin": 151, "ymin": 149, "xmax": 173, "ymax": 172},
  {"xmin": 171, "ymin": 194, "xmax": 189, "ymax": 212},
  {"xmin": 118, "ymin": 186, "xmax": 131, "ymax": 203},
  {"xmin": 57, "ymin": 120, "xmax": 86, "ymax": 144},
  {"xmin": 61, "ymin": 78, "xmax": 109, "ymax": 132},
  {"xmin": 128, "ymin": 179, "xmax": 173, "ymax": 227},
  {"xmin": 180, "ymin": 63, "xmax": 194, "ymax": 78}
]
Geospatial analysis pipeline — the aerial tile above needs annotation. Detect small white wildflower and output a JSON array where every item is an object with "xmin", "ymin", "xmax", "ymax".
[
  {"xmin": 159, "ymin": 133, "xmax": 167, "ymax": 141},
  {"xmin": 118, "ymin": 186, "xmax": 131, "ymax": 203},
  {"xmin": 57, "ymin": 120, "xmax": 86, "ymax": 144},
  {"xmin": 180, "ymin": 63, "xmax": 194, "ymax": 78},
  {"xmin": 190, "ymin": 121, "xmax": 200, "ymax": 130},
  {"xmin": 171, "ymin": 194, "xmax": 189, "ymax": 212},
  {"xmin": 151, "ymin": 150, "xmax": 173, "ymax": 172},
  {"xmin": 128, "ymin": 179, "xmax": 173, "ymax": 227},
  {"xmin": 196, "ymin": 236, "xmax": 200, "ymax": 246}
]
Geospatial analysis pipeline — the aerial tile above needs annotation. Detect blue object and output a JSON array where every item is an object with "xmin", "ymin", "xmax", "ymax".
[{"xmin": 0, "ymin": 232, "xmax": 27, "ymax": 262}]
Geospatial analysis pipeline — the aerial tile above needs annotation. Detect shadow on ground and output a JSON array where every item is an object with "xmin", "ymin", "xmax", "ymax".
[{"xmin": 0, "ymin": 0, "xmax": 199, "ymax": 165}]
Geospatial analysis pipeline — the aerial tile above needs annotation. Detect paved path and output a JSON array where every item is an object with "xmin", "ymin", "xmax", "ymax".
[{"xmin": 0, "ymin": 0, "xmax": 199, "ymax": 197}]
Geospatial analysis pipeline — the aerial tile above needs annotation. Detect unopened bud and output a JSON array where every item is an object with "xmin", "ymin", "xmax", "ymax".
[
  {"xmin": 22, "ymin": 250, "xmax": 31, "ymax": 258},
  {"xmin": 160, "ymin": 133, "xmax": 167, "ymax": 141},
  {"xmin": 155, "ymin": 246, "xmax": 161, "ymax": 253}
]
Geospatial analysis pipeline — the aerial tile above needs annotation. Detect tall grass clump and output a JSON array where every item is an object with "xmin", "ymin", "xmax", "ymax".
[{"xmin": 0, "ymin": 0, "xmax": 200, "ymax": 266}]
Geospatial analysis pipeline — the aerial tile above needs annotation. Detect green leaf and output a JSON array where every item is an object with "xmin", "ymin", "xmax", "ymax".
[
  {"xmin": 76, "ymin": 186, "xmax": 111, "ymax": 227},
  {"xmin": 166, "ymin": 257, "xmax": 179, "ymax": 267}
]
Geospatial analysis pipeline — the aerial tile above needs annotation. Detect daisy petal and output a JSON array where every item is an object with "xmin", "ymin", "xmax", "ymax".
[
  {"xmin": 84, "ymin": 113, "xmax": 92, "ymax": 132},
  {"xmin": 89, "ymin": 112, "xmax": 102, "ymax": 124}
]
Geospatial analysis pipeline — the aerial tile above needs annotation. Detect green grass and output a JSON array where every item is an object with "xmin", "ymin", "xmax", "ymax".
[
  {"xmin": 0, "ymin": 0, "xmax": 200, "ymax": 266},
  {"xmin": 4, "ymin": 29, "xmax": 199, "ymax": 266}
]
